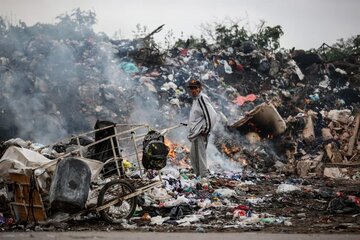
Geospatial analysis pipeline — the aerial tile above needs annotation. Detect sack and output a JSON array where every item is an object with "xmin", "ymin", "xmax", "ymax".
[{"xmin": 142, "ymin": 130, "xmax": 169, "ymax": 170}]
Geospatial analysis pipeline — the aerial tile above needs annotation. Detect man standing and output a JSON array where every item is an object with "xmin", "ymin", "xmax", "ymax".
[{"xmin": 187, "ymin": 79, "xmax": 217, "ymax": 177}]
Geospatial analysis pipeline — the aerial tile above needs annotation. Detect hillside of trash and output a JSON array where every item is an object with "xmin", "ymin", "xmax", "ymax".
[{"xmin": 1, "ymin": 10, "xmax": 360, "ymax": 233}]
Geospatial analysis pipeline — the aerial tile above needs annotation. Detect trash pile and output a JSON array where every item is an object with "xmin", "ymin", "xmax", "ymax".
[{"xmin": 1, "ymin": 11, "xmax": 360, "ymax": 232}]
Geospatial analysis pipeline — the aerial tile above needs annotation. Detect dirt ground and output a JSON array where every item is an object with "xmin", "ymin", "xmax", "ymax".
[{"xmin": 1, "ymin": 172, "xmax": 360, "ymax": 233}]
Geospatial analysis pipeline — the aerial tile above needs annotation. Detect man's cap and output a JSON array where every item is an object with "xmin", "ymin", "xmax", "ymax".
[{"xmin": 187, "ymin": 79, "xmax": 202, "ymax": 88}]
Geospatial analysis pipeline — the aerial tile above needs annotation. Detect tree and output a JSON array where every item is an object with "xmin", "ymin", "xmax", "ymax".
[
  {"xmin": 55, "ymin": 8, "xmax": 97, "ymax": 39},
  {"xmin": 319, "ymin": 34, "xmax": 360, "ymax": 61},
  {"xmin": 198, "ymin": 19, "xmax": 283, "ymax": 51},
  {"xmin": 252, "ymin": 21, "xmax": 283, "ymax": 50},
  {"xmin": 353, "ymin": 35, "xmax": 360, "ymax": 54}
]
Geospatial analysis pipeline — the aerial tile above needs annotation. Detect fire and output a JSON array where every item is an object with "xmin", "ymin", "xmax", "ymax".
[
  {"xmin": 267, "ymin": 133, "xmax": 274, "ymax": 139},
  {"xmin": 164, "ymin": 138, "xmax": 177, "ymax": 159},
  {"xmin": 221, "ymin": 143, "xmax": 240, "ymax": 156},
  {"xmin": 220, "ymin": 142, "xmax": 248, "ymax": 165},
  {"xmin": 164, "ymin": 138, "xmax": 191, "ymax": 168},
  {"xmin": 249, "ymin": 121, "xmax": 276, "ymax": 140}
]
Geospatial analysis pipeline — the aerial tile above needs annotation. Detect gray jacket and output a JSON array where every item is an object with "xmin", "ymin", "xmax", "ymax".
[{"xmin": 187, "ymin": 92, "xmax": 218, "ymax": 141}]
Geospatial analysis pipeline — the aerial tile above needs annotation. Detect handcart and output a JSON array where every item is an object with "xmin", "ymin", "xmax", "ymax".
[{"xmin": 29, "ymin": 122, "xmax": 185, "ymax": 224}]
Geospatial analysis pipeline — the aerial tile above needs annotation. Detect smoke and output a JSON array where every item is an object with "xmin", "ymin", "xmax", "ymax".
[
  {"xmin": 0, "ymin": 10, "xmax": 281, "ymax": 176},
  {"xmin": 128, "ymin": 87, "xmax": 160, "ymax": 126},
  {"xmin": 0, "ymin": 12, "xmax": 140, "ymax": 144},
  {"xmin": 207, "ymin": 142, "xmax": 243, "ymax": 173},
  {"xmin": 207, "ymin": 122, "xmax": 244, "ymax": 173}
]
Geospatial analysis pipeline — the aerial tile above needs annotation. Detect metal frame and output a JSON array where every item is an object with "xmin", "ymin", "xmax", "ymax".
[{"xmin": 33, "ymin": 123, "xmax": 184, "ymax": 221}]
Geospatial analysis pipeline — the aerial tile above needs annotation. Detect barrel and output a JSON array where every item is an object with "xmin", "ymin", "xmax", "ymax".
[{"xmin": 49, "ymin": 157, "xmax": 91, "ymax": 213}]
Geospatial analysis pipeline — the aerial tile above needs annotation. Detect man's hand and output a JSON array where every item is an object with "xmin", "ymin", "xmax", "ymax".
[{"xmin": 200, "ymin": 131, "xmax": 208, "ymax": 136}]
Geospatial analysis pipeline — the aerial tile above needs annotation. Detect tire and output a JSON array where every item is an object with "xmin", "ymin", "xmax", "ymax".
[{"xmin": 97, "ymin": 179, "xmax": 137, "ymax": 223}]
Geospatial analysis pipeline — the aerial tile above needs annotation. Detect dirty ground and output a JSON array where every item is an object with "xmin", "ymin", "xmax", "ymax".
[
  {"xmin": 2, "ymin": 169, "xmax": 359, "ymax": 233},
  {"xmin": 65, "ymin": 177, "xmax": 360, "ymax": 233}
]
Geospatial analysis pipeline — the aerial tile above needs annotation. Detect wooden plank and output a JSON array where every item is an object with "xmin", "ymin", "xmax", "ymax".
[
  {"xmin": 326, "ymin": 162, "xmax": 360, "ymax": 167},
  {"xmin": 347, "ymin": 113, "xmax": 360, "ymax": 156},
  {"xmin": 7, "ymin": 173, "xmax": 47, "ymax": 223},
  {"xmin": 10, "ymin": 203, "xmax": 46, "ymax": 223}
]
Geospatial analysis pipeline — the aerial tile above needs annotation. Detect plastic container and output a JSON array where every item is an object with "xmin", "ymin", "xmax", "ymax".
[{"xmin": 49, "ymin": 157, "xmax": 91, "ymax": 213}]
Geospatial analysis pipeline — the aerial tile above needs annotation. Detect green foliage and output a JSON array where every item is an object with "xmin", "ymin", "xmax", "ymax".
[
  {"xmin": 56, "ymin": 8, "xmax": 97, "ymax": 29},
  {"xmin": 353, "ymin": 35, "xmax": 360, "ymax": 53},
  {"xmin": 132, "ymin": 24, "xmax": 148, "ymax": 39},
  {"xmin": 214, "ymin": 24, "xmax": 249, "ymax": 47},
  {"xmin": 163, "ymin": 29, "xmax": 176, "ymax": 51},
  {"xmin": 55, "ymin": 8, "xmax": 97, "ymax": 39},
  {"xmin": 0, "ymin": 9, "xmax": 98, "ymax": 57},
  {"xmin": 320, "ymin": 35, "xmax": 360, "ymax": 61},
  {"xmin": 197, "ymin": 19, "xmax": 284, "ymax": 51},
  {"xmin": 174, "ymin": 35, "xmax": 207, "ymax": 49},
  {"xmin": 252, "ymin": 21, "xmax": 284, "ymax": 50},
  {"xmin": 0, "ymin": 17, "xmax": 6, "ymax": 33}
]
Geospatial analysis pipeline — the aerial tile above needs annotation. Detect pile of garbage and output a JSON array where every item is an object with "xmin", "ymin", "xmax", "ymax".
[
  {"xmin": 1, "ymin": 12, "xmax": 360, "ymax": 175},
  {"xmin": 1, "ymin": 10, "xmax": 360, "ymax": 232}
]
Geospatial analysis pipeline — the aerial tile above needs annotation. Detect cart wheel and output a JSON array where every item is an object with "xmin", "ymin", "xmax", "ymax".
[{"xmin": 97, "ymin": 179, "xmax": 137, "ymax": 223}]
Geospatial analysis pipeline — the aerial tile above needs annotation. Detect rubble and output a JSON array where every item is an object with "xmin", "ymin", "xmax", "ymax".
[{"xmin": 1, "ymin": 10, "xmax": 360, "ymax": 233}]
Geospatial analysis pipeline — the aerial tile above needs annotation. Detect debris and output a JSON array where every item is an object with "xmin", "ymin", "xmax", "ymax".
[
  {"xmin": 232, "ymin": 94, "xmax": 257, "ymax": 106},
  {"xmin": 276, "ymin": 183, "xmax": 301, "ymax": 193},
  {"xmin": 346, "ymin": 113, "xmax": 360, "ymax": 156},
  {"xmin": 230, "ymin": 102, "xmax": 287, "ymax": 136},
  {"xmin": 323, "ymin": 167, "xmax": 344, "ymax": 179},
  {"xmin": 303, "ymin": 111, "xmax": 316, "ymax": 144}
]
